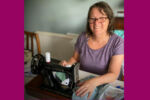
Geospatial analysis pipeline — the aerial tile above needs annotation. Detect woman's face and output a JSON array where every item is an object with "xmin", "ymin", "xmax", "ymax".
[{"xmin": 89, "ymin": 7, "xmax": 109, "ymax": 35}]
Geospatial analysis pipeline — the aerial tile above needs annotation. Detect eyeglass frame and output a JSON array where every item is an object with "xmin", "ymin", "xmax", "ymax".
[{"xmin": 88, "ymin": 17, "xmax": 108, "ymax": 23}]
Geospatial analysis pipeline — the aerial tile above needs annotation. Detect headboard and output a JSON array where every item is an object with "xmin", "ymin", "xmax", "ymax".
[{"xmin": 113, "ymin": 17, "xmax": 124, "ymax": 30}]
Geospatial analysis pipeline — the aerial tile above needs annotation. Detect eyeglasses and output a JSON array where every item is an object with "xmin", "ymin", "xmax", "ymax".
[{"xmin": 88, "ymin": 17, "xmax": 108, "ymax": 23}]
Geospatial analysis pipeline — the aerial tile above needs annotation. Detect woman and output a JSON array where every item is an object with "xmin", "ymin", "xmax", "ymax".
[{"xmin": 60, "ymin": 1, "xmax": 124, "ymax": 99}]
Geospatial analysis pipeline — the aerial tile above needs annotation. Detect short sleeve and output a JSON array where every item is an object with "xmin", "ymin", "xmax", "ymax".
[
  {"xmin": 113, "ymin": 37, "xmax": 124, "ymax": 55},
  {"xmin": 74, "ymin": 32, "xmax": 85, "ymax": 53}
]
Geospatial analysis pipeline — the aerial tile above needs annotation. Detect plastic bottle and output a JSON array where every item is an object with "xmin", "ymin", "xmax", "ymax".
[{"xmin": 45, "ymin": 52, "xmax": 51, "ymax": 63}]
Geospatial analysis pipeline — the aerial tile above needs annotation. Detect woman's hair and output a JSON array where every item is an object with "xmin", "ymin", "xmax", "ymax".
[{"xmin": 86, "ymin": 1, "xmax": 114, "ymax": 36}]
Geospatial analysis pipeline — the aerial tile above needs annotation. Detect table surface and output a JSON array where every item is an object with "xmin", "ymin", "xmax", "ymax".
[
  {"xmin": 25, "ymin": 75, "xmax": 71, "ymax": 100},
  {"xmin": 25, "ymin": 70, "xmax": 124, "ymax": 100}
]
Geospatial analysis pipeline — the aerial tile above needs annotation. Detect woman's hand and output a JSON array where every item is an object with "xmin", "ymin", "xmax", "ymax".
[
  {"xmin": 59, "ymin": 60, "xmax": 68, "ymax": 66},
  {"xmin": 75, "ymin": 78, "xmax": 97, "ymax": 99},
  {"xmin": 59, "ymin": 51, "xmax": 79, "ymax": 67}
]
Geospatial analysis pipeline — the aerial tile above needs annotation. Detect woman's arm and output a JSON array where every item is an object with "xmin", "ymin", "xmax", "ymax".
[
  {"xmin": 93, "ymin": 54, "xmax": 124, "ymax": 86},
  {"xmin": 60, "ymin": 50, "xmax": 79, "ymax": 66},
  {"xmin": 76, "ymin": 54, "xmax": 124, "ymax": 98}
]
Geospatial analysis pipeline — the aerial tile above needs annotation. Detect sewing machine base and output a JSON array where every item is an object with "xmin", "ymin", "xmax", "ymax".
[
  {"xmin": 25, "ymin": 75, "xmax": 71, "ymax": 100},
  {"xmin": 40, "ymin": 84, "xmax": 73, "ymax": 98}
]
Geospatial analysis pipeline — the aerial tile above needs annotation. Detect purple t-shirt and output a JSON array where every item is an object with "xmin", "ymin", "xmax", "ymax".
[{"xmin": 75, "ymin": 32, "xmax": 124, "ymax": 75}]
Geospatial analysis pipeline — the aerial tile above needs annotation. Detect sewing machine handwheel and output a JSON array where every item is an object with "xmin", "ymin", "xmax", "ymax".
[{"xmin": 31, "ymin": 54, "xmax": 45, "ymax": 74}]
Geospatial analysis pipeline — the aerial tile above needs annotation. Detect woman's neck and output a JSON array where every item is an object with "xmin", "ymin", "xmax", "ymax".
[{"xmin": 91, "ymin": 32, "xmax": 109, "ymax": 43}]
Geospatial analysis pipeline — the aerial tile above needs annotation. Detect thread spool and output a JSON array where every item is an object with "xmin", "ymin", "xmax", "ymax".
[{"xmin": 45, "ymin": 52, "xmax": 51, "ymax": 63}]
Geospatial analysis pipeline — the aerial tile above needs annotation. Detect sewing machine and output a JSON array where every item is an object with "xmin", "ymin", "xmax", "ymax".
[{"xmin": 31, "ymin": 54, "xmax": 79, "ymax": 98}]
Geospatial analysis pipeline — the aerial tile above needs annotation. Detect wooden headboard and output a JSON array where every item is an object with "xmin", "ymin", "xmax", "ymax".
[{"xmin": 113, "ymin": 17, "xmax": 124, "ymax": 30}]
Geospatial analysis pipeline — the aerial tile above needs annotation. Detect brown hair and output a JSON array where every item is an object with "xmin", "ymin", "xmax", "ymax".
[{"xmin": 86, "ymin": 1, "xmax": 114, "ymax": 36}]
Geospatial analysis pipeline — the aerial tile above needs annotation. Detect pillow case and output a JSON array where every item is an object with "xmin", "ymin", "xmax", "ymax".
[{"xmin": 114, "ymin": 30, "xmax": 124, "ymax": 39}]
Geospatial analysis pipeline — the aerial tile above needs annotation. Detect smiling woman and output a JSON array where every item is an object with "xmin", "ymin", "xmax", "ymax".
[
  {"xmin": 88, "ymin": 8, "xmax": 109, "ymax": 36},
  {"xmin": 59, "ymin": 1, "xmax": 124, "ymax": 100},
  {"xmin": 86, "ymin": 2, "xmax": 114, "ymax": 37}
]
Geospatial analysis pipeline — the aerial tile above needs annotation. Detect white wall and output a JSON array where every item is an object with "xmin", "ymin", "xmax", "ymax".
[
  {"xmin": 36, "ymin": 31, "xmax": 79, "ymax": 60},
  {"xmin": 24, "ymin": 0, "xmax": 124, "ymax": 33}
]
